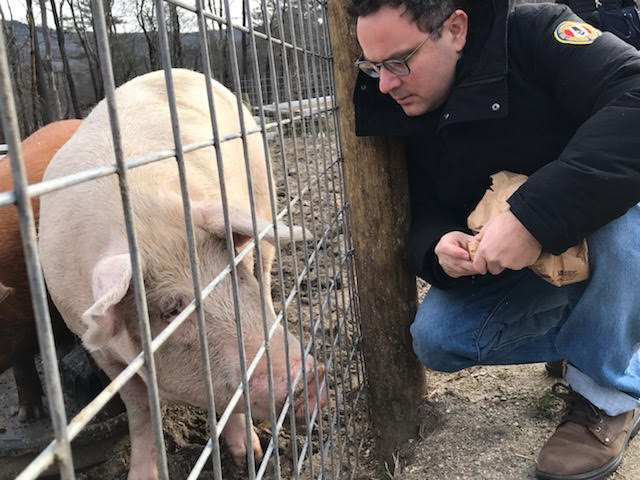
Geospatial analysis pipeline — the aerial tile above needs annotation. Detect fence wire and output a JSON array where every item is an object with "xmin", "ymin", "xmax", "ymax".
[{"xmin": 0, "ymin": 0, "xmax": 365, "ymax": 479}]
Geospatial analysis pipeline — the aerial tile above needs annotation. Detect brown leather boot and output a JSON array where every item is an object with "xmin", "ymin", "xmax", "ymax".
[{"xmin": 536, "ymin": 383, "xmax": 640, "ymax": 480}]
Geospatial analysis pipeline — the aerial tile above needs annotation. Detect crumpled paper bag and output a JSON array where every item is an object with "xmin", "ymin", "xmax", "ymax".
[{"xmin": 467, "ymin": 171, "xmax": 589, "ymax": 287}]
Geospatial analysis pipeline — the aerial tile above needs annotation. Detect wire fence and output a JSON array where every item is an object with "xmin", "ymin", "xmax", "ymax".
[
  {"xmin": 239, "ymin": 74, "xmax": 332, "ymax": 108},
  {"xmin": 0, "ymin": 0, "xmax": 366, "ymax": 479}
]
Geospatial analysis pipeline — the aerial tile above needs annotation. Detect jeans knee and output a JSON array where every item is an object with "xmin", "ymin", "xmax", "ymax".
[{"xmin": 410, "ymin": 314, "xmax": 469, "ymax": 373}]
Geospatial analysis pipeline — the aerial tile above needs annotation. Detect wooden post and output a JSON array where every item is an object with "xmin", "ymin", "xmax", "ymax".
[{"xmin": 327, "ymin": 0, "xmax": 427, "ymax": 469}]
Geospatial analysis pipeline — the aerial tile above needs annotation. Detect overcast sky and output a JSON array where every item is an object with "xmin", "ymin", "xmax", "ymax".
[{"xmin": 2, "ymin": 0, "xmax": 245, "ymax": 32}]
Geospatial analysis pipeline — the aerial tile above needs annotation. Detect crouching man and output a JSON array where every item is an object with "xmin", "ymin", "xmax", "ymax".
[{"xmin": 348, "ymin": 0, "xmax": 640, "ymax": 478}]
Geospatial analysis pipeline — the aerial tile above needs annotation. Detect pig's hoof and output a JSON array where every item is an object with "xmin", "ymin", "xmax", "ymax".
[
  {"xmin": 231, "ymin": 452, "xmax": 246, "ymax": 467},
  {"xmin": 229, "ymin": 427, "xmax": 263, "ymax": 467},
  {"xmin": 252, "ymin": 431, "xmax": 264, "ymax": 463},
  {"xmin": 17, "ymin": 402, "xmax": 46, "ymax": 422}
]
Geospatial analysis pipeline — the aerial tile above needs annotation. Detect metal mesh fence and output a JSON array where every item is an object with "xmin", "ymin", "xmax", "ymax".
[{"xmin": 0, "ymin": 0, "xmax": 365, "ymax": 478}]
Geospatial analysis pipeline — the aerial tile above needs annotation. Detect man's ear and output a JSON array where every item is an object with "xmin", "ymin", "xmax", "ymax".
[{"xmin": 446, "ymin": 9, "xmax": 468, "ymax": 53}]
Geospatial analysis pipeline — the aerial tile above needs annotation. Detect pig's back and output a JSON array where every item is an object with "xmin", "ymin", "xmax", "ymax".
[
  {"xmin": 43, "ymin": 70, "xmax": 258, "ymax": 202},
  {"xmin": 39, "ymin": 70, "xmax": 267, "ymax": 330}
]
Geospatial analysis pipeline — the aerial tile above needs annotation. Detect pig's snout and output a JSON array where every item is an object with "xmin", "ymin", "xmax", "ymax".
[{"xmin": 294, "ymin": 361, "xmax": 326, "ymax": 421}]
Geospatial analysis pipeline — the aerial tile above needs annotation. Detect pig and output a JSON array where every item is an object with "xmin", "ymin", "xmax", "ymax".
[
  {"xmin": 38, "ymin": 69, "xmax": 325, "ymax": 479},
  {"xmin": 0, "ymin": 120, "xmax": 81, "ymax": 421}
]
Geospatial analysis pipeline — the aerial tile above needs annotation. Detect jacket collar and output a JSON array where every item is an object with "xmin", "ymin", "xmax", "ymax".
[
  {"xmin": 353, "ymin": 0, "xmax": 512, "ymax": 136},
  {"xmin": 438, "ymin": 0, "xmax": 511, "ymax": 129}
]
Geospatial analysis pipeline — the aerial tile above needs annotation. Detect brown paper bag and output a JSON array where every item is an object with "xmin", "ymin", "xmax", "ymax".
[{"xmin": 467, "ymin": 171, "xmax": 589, "ymax": 287}]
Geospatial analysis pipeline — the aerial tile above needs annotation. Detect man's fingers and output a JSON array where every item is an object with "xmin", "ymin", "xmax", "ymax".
[
  {"xmin": 452, "ymin": 246, "xmax": 472, "ymax": 260},
  {"xmin": 443, "ymin": 262, "xmax": 477, "ymax": 278},
  {"xmin": 472, "ymin": 254, "xmax": 488, "ymax": 275},
  {"xmin": 487, "ymin": 262, "xmax": 505, "ymax": 275},
  {"xmin": 436, "ymin": 231, "xmax": 487, "ymax": 278},
  {"xmin": 436, "ymin": 243, "xmax": 472, "ymax": 260}
]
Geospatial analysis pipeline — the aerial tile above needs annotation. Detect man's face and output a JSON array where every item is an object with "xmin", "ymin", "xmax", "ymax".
[{"xmin": 356, "ymin": 5, "xmax": 467, "ymax": 116}]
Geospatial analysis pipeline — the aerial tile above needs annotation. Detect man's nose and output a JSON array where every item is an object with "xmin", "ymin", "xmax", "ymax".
[{"xmin": 378, "ymin": 67, "xmax": 402, "ymax": 94}]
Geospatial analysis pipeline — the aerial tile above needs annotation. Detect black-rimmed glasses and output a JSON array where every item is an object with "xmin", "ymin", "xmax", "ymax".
[{"xmin": 355, "ymin": 34, "xmax": 430, "ymax": 78}]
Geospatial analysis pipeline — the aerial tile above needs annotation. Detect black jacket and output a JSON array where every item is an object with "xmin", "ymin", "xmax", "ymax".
[{"xmin": 353, "ymin": 1, "xmax": 640, "ymax": 289}]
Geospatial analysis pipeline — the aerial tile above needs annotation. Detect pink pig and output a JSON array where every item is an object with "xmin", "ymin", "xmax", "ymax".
[{"xmin": 38, "ymin": 69, "xmax": 325, "ymax": 479}]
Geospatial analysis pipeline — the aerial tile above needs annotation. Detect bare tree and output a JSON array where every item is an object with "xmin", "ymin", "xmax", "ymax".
[
  {"xmin": 1, "ymin": 0, "xmax": 273, "ymax": 130},
  {"xmin": 50, "ymin": 0, "xmax": 81, "ymax": 117},
  {"xmin": 169, "ymin": 3, "xmax": 182, "ymax": 67},
  {"xmin": 39, "ymin": 0, "xmax": 62, "ymax": 119},
  {"xmin": 135, "ymin": 0, "xmax": 159, "ymax": 70},
  {"xmin": 103, "ymin": 0, "xmax": 116, "ymax": 36},
  {"xmin": 0, "ymin": 2, "xmax": 30, "ymax": 138},
  {"xmin": 67, "ymin": 0, "xmax": 102, "ymax": 102},
  {"xmin": 241, "ymin": 0, "xmax": 249, "ymax": 88},
  {"xmin": 205, "ymin": 0, "xmax": 230, "ymax": 86},
  {"xmin": 27, "ymin": 0, "xmax": 46, "ymax": 127},
  {"xmin": 101, "ymin": 0, "xmax": 130, "ymax": 85}
]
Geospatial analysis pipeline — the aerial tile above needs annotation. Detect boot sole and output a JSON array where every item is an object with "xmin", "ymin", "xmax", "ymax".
[{"xmin": 535, "ymin": 409, "xmax": 640, "ymax": 480}]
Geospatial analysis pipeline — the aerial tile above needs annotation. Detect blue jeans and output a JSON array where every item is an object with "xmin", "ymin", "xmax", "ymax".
[{"xmin": 411, "ymin": 204, "xmax": 640, "ymax": 416}]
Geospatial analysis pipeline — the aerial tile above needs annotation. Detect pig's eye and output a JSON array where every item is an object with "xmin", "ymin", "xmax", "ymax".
[{"xmin": 161, "ymin": 299, "xmax": 184, "ymax": 323}]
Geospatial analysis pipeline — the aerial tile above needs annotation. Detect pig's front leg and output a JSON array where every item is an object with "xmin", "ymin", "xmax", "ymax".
[
  {"xmin": 98, "ymin": 355, "xmax": 159, "ymax": 480},
  {"xmin": 13, "ymin": 355, "xmax": 45, "ymax": 422},
  {"xmin": 121, "ymin": 374, "xmax": 159, "ymax": 480},
  {"xmin": 222, "ymin": 413, "xmax": 263, "ymax": 466},
  {"xmin": 257, "ymin": 241, "xmax": 275, "ymax": 314}
]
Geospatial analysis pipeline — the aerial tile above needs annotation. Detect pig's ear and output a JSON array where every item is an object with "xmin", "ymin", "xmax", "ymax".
[
  {"xmin": 0, "ymin": 281, "xmax": 15, "ymax": 303},
  {"xmin": 191, "ymin": 201, "xmax": 311, "ymax": 245},
  {"xmin": 81, "ymin": 253, "xmax": 132, "ymax": 351}
]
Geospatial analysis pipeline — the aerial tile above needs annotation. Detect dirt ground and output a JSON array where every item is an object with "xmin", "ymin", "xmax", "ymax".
[
  {"xmin": 364, "ymin": 363, "xmax": 640, "ymax": 480},
  {"xmin": 5, "ymin": 360, "xmax": 639, "ymax": 479}
]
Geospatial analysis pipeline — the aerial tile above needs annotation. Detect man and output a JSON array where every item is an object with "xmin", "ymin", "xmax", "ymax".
[{"xmin": 348, "ymin": 0, "xmax": 640, "ymax": 478}]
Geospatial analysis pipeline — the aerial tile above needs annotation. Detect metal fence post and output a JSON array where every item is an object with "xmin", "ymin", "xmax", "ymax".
[
  {"xmin": 327, "ymin": 0, "xmax": 427, "ymax": 469},
  {"xmin": 0, "ymin": 21, "xmax": 76, "ymax": 480}
]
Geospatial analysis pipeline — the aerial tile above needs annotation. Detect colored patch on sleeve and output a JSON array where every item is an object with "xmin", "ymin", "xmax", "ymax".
[{"xmin": 554, "ymin": 21, "xmax": 602, "ymax": 45}]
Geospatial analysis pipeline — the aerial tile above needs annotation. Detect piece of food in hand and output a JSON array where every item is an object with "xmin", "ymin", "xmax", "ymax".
[{"xmin": 467, "ymin": 238, "xmax": 479, "ymax": 261}]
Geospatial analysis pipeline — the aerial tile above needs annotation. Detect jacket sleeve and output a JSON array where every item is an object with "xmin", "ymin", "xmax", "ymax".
[{"xmin": 506, "ymin": 4, "xmax": 640, "ymax": 254}]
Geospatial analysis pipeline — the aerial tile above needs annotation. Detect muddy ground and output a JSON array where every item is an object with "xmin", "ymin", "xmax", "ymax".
[{"xmin": 4, "ymin": 358, "xmax": 640, "ymax": 479}]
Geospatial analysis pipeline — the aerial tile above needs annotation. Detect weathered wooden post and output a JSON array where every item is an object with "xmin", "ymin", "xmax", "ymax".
[{"xmin": 327, "ymin": 0, "xmax": 427, "ymax": 468}]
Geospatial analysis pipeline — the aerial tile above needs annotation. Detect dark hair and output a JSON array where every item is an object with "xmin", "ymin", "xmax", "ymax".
[{"xmin": 347, "ymin": 0, "xmax": 462, "ymax": 36}]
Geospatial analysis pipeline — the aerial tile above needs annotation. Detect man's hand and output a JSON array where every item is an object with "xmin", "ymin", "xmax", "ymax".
[
  {"xmin": 472, "ymin": 210, "xmax": 542, "ymax": 275},
  {"xmin": 434, "ymin": 231, "xmax": 482, "ymax": 278}
]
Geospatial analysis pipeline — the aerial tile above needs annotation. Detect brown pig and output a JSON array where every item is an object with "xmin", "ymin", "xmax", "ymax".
[
  {"xmin": 0, "ymin": 119, "xmax": 81, "ymax": 421},
  {"xmin": 38, "ymin": 69, "xmax": 325, "ymax": 479}
]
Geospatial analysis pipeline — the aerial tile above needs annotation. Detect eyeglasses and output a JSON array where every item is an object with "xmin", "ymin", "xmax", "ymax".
[
  {"xmin": 354, "ymin": 11, "xmax": 453, "ymax": 79},
  {"xmin": 355, "ymin": 34, "xmax": 430, "ymax": 78}
]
